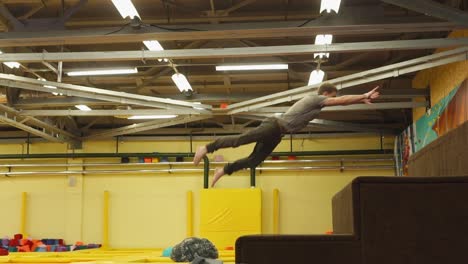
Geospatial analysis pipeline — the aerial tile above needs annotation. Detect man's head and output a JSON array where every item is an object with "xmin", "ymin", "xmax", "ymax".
[{"xmin": 318, "ymin": 82, "xmax": 338, "ymax": 97}]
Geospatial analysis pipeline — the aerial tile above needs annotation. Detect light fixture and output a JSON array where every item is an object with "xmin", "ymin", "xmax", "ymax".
[
  {"xmin": 308, "ymin": 69, "xmax": 325, "ymax": 85},
  {"xmin": 320, "ymin": 0, "xmax": 341, "ymax": 13},
  {"xmin": 111, "ymin": 0, "xmax": 140, "ymax": 19},
  {"xmin": 171, "ymin": 73, "xmax": 193, "ymax": 92},
  {"xmin": 143, "ymin": 40, "xmax": 169, "ymax": 62},
  {"xmin": 75, "ymin": 105, "xmax": 92, "ymax": 111},
  {"xmin": 143, "ymin": 40, "xmax": 163, "ymax": 51},
  {"xmin": 3, "ymin": 62, "xmax": 21, "ymax": 69},
  {"xmin": 128, "ymin": 115, "xmax": 177, "ymax": 119},
  {"xmin": 67, "ymin": 68, "xmax": 138, "ymax": 76},
  {"xmin": 38, "ymin": 78, "xmax": 60, "ymax": 95},
  {"xmin": 314, "ymin": 34, "xmax": 333, "ymax": 59},
  {"xmin": 216, "ymin": 64, "xmax": 289, "ymax": 71}
]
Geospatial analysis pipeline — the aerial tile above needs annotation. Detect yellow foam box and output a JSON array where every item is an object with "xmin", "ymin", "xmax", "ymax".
[{"xmin": 200, "ymin": 188, "xmax": 262, "ymax": 248}]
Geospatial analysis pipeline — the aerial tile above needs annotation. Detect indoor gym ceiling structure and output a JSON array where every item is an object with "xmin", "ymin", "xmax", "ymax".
[{"xmin": 0, "ymin": 0, "xmax": 466, "ymax": 147}]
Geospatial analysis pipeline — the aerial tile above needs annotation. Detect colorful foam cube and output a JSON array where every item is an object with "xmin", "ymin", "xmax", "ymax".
[
  {"xmin": 0, "ymin": 248, "xmax": 8, "ymax": 256},
  {"xmin": 8, "ymin": 239, "xmax": 19, "ymax": 247},
  {"xmin": 18, "ymin": 245, "xmax": 31, "ymax": 252},
  {"xmin": 8, "ymin": 247, "xmax": 17, "ymax": 252}
]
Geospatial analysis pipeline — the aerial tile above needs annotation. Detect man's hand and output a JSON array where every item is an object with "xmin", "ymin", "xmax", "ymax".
[{"xmin": 363, "ymin": 86, "xmax": 380, "ymax": 104}]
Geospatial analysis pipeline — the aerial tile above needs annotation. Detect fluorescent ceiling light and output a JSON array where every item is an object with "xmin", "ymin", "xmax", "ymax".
[
  {"xmin": 37, "ymin": 78, "xmax": 57, "ymax": 89},
  {"xmin": 143, "ymin": 40, "xmax": 164, "ymax": 51},
  {"xmin": 171, "ymin": 73, "xmax": 193, "ymax": 92},
  {"xmin": 3, "ymin": 62, "xmax": 21, "ymax": 69},
  {"xmin": 314, "ymin": 34, "xmax": 333, "ymax": 59},
  {"xmin": 75, "ymin": 105, "xmax": 92, "ymax": 111},
  {"xmin": 128, "ymin": 115, "xmax": 178, "ymax": 120},
  {"xmin": 315, "ymin": 34, "xmax": 333, "ymax": 45},
  {"xmin": 308, "ymin": 69, "xmax": 325, "ymax": 85},
  {"xmin": 111, "ymin": 0, "xmax": 140, "ymax": 19},
  {"xmin": 67, "ymin": 68, "xmax": 138, "ymax": 76},
  {"xmin": 216, "ymin": 64, "xmax": 289, "ymax": 71},
  {"xmin": 143, "ymin": 40, "xmax": 168, "ymax": 62},
  {"xmin": 320, "ymin": 0, "xmax": 341, "ymax": 13},
  {"xmin": 38, "ymin": 78, "xmax": 60, "ymax": 95}
]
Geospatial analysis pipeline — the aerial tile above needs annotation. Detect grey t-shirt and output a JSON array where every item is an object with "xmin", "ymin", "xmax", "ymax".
[{"xmin": 276, "ymin": 94, "xmax": 327, "ymax": 133}]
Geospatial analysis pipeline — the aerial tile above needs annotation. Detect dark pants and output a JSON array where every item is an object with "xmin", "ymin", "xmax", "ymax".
[{"xmin": 206, "ymin": 117, "xmax": 283, "ymax": 175}]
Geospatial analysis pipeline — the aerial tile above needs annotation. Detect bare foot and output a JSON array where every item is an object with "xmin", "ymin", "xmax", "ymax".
[
  {"xmin": 193, "ymin": 146, "xmax": 207, "ymax": 165},
  {"xmin": 211, "ymin": 167, "xmax": 225, "ymax": 187}
]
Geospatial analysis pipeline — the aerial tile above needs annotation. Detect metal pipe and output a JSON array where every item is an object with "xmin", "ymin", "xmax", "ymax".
[
  {"xmin": 0, "ymin": 157, "xmax": 393, "ymax": 167},
  {"xmin": 249, "ymin": 149, "xmax": 393, "ymax": 187},
  {"xmin": 0, "ymin": 152, "xmax": 195, "ymax": 159},
  {"xmin": 250, "ymin": 167, "xmax": 256, "ymax": 187},
  {"xmin": 203, "ymin": 156, "xmax": 209, "ymax": 189},
  {"xmin": 0, "ymin": 169, "xmax": 205, "ymax": 176},
  {"xmin": 26, "ymin": 133, "xmax": 30, "ymax": 154},
  {"xmin": 0, "ymin": 165, "xmax": 393, "ymax": 177},
  {"xmin": 0, "ymin": 151, "xmax": 213, "ymax": 185},
  {"xmin": 380, "ymin": 133, "xmax": 384, "ymax": 150},
  {"xmin": 189, "ymin": 134, "xmax": 193, "ymax": 153},
  {"xmin": 289, "ymin": 134, "xmax": 293, "ymax": 152},
  {"xmin": 0, "ymin": 162, "xmax": 199, "ymax": 167},
  {"xmin": 0, "ymin": 165, "xmax": 392, "ymax": 177},
  {"xmin": 0, "ymin": 151, "xmax": 391, "ymax": 187},
  {"xmin": 213, "ymin": 157, "xmax": 393, "ymax": 165},
  {"xmin": 257, "ymin": 165, "xmax": 394, "ymax": 171},
  {"xmin": 116, "ymin": 137, "xmax": 119, "ymax": 153},
  {"xmin": 271, "ymin": 149, "xmax": 393, "ymax": 156}
]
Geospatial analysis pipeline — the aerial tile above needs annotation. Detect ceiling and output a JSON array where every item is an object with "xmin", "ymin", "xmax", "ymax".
[{"xmin": 0, "ymin": 0, "xmax": 466, "ymax": 146}]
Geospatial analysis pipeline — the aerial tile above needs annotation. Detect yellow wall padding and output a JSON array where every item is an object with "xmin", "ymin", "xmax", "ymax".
[{"xmin": 200, "ymin": 188, "xmax": 262, "ymax": 248}]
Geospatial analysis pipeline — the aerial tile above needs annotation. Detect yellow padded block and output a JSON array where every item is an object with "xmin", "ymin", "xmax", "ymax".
[{"xmin": 200, "ymin": 188, "xmax": 262, "ymax": 248}]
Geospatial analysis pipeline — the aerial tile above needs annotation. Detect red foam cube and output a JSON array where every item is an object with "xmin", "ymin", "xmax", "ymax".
[
  {"xmin": 0, "ymin": 248, "xmax": 8, "ymax": 256},
  {"xmin": 8, "ymin": 239, "xmax": 19, "ymax": 247}
]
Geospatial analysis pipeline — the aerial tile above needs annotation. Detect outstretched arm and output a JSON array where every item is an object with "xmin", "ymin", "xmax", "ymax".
[{"xmin": 322, "ymin": 86, "xmax": 380, "ymax": 106}]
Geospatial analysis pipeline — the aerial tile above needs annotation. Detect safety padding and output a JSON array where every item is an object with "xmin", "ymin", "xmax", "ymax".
[{"xmin": 200, "ymin": 188, "xmax": 262, "ymax": 248}]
